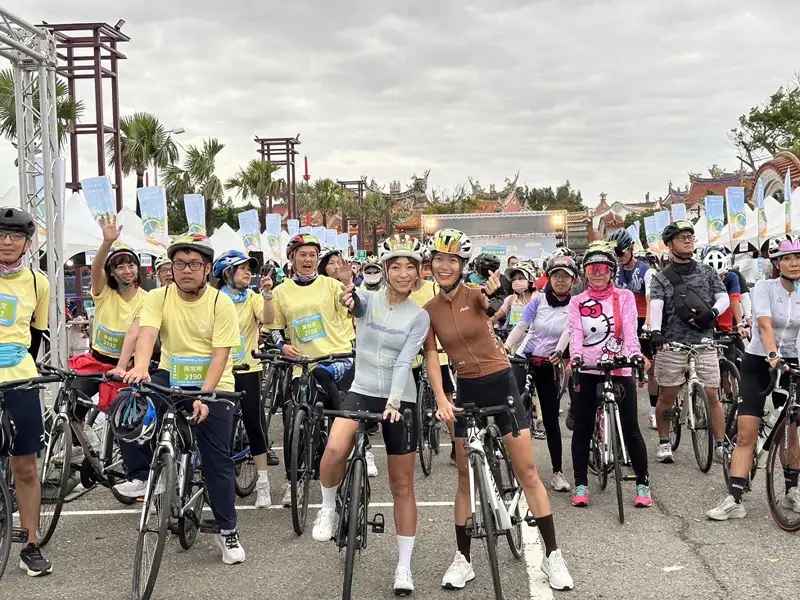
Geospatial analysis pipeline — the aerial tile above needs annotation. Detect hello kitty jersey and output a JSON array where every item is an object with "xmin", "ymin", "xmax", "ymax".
[{"xmin": 568, "ymin": 287, "xmax": 642, "ymax": 376}]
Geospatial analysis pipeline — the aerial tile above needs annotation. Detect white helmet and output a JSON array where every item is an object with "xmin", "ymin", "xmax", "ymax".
[
  {"xmin": 154, "ymin": 254, "xmax": 171, "ymax": 270},
  {"xmin": 378, "ymin": 234, "xmax": 423, "ymax": 263},
  {"xmin": 701, "ymin": 246, "xmax": 729, "ymax": 275},
  {"xmin": 428, "ymin": 228, "xmax": 473, "ymax": 260}
]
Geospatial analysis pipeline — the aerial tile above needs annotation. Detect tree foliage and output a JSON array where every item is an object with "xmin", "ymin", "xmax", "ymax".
[
  {"xmin": 424, "ymin": 183, "xmax": 479, "ymax": 214},
  {"xmin": 224, "ymin": 159, "xmax": 282, "ymax": 231},
  {"xmin": 516, "ymin": 180, "xmax": 584, "ymax": 211}
]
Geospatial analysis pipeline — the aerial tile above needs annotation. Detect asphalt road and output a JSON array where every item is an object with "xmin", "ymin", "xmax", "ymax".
[{"xmin": 3, "ymin": 391, "xmax": 797, "ymax": 600}]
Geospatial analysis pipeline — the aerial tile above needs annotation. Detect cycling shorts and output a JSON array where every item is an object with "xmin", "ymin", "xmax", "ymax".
[
  {"xmin": 4, "ymin": 388, "xmax": 44, "ymax": 456},
  {"xmin": 655, "ymin": 347, "xmax": 719, "ymax": 388},
  {"xmin": 454, "ymin": 368, "xmax": 529, "ymax": 438},
  {"xmin": 738, "ymin": 353, "xmax": 796, "ymax": 418},
  {"xmin": 412, "ymin": 364, "xmax": 455, "ymax": 395},
  {"xmin": 341, "ymin": 392, "xmax": 417, "ymax": 455}
]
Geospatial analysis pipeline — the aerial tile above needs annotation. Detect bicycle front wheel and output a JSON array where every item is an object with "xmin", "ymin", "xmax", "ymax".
[
  {"xmin": 765, "ymin": 418, "xmax": 800, "ymax": 532},
  {"xmin": 417, "ymin": 382, "xmax": 433, "ymax": 477},
  {"xmin": 719, "ymin": 360, "xmax": 740, "ymax": 423},
  {"xmin": 37, "ymin": 419, "xmax": 73, "ymax": 547},
  {"xmin": 669, "ymin": 395, "xmax": 683, "ymax": 452},
  {"xmin": 132, "ymin": 451, "xmax": 175, "ymax": 600},
  {"xmin": 0, "ymin": 473, "xmax": 11, "ymax": 581},
  {"xmin": 473, "ymin": 453, "xmax": 503, "ymax": 599},
  {"xmin": 690, "ymin": 383, "xmax": 713, "ymax": 473},
  {"xmin": 608, "ymin": 407, "xmax": 624, "ymax": 524},
  {"xmin": 231, "ymin": 413, "xmax": 257, "ymax": 498},
  {"xmin": 341, "ymin": 459, "xmax": 364, "ymax": 600},
  {"xmin": 290, "ymin": 409, "xmax": 312, "ymax": 535},
  {"xmin": 487, "ymin": 425, "xmax": 522, "ymax": 558}
]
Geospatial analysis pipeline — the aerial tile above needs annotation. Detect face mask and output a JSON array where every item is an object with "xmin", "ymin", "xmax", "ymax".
[
  {"xmin": 363, "ymin": 271, "xmax": 382, "ymax": 285},
  {"xmin": 512, "ymin": 280, "xmax": 529, "ymax": 293}
]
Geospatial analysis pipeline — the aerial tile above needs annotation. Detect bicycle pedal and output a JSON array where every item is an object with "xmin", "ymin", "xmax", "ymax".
[
  {"xmin": 464, "ymin": 522, "xmax": 475, "ymax": 537},
  {"xmin": 623, "ymin": 474, "xmax": 636, "ymax": 481},
  {"xmin": 199, "ymin": 520, "xmax": 220, "ymax": 534},
  {"xmin": 369, "ymin": 513, "xmax": 385, "ymax": 534},
  {"xmin": 11, "ymin": 528, "xmax": 28, "ymax": 544},
  {"xmin": 524, "ymin": 513, "xmax": 538, "ymax": 528}
]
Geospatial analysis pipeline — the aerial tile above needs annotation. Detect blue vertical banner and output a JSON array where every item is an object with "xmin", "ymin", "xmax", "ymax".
[
  {"xmin": 325, "ymin": 228, "xmax": 338, "ymax": 249},
  {"xmin": 351, "ymin": 234, "xmax": 358, "ymax": 252},
  {"xmin": 137, "ymin": 186, "xmax": 169, "ymax": 245},
  {"xmin": 757, "ymin": 177, "xmax": 767, "ymax": 246},
  {"xmin": 670, "ymin": 203, "xmax": 687, "ymax": 222},
  {"xmin": 183, "ymin": 194, "xmax": 206, "ymax": 234},
  {"xmin": 643, "ymin": 215, "xmax": 660, "ymax": 254},
  {"xmin": 785, "ymin": 168, "xmax": 793, "ymax": 233},
  {"xmin": 653, "ymin": 210, "xmax": 671, "ymax": 252},
  {"xmin": 238, "ymin": 209, "xmax": 262, "ymax": 251},
  {"xmin": 336, "ymin": 233, "xmax": 349, "ymax": 254},
  {"xmin": 265, "ymin": 213, "xmax": 281, "ymax": 259},
  {"xmin": 80, "ymin": 176, "xmax": 115, "ymax": 221},
  {"xmin": 287, "ymin": 219, "xmax": 300, "ymax": 237},
  {"xmin": 626, "ymin": 222, "xmax": 643, "ymax": 254},
  {"xmin": 312, "ymin": 226, "xmax": 325, "ymax": 244},
  {"xmin": 704, "ymin": 195, "xmax": 725, "ymax": 244},
  {"xmin": 299, "ymin": 225, "xmax": 312, "ymax": 235},
  {"xmin": 725, "ymin": 187, "xmax": 746, "ymax": 241}
]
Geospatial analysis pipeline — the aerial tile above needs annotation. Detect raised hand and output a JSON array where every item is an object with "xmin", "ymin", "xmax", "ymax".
[{"xmin": 99, "ymin": 214, "xmax": 122, "ymax": 243}]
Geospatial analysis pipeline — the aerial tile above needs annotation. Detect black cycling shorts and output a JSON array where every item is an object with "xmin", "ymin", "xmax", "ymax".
[
  {"xmin": 412, "ymin": 363, "xmax": 455, "ymax": 395},
  {"xmin": 738, "ymin": 353, "xmax": 796, "ymax": 418},
  {"xmin": 454, "ymin": 368, "xmax": 529, "ymax": 438},
  {"xmin": 5, "ymin": 388, "xmax": 45, "ymax": 456},
  {"xmin": 341, "ymin": 392, "xmax": 417, "ymax": 456},
  {"xmin": 637, "ymin": 318, "xmax": 652, "ymax": 360}
]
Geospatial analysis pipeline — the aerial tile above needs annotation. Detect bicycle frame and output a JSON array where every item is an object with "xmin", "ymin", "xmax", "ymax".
[{"xmin": 596, "ymin": 380, "xmax": 630, "ymax": 468}]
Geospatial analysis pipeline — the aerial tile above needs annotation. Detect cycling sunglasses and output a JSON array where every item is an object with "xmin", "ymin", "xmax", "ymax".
[{"xmin": 585, "ymin": 263, "xmax": 611, "ymax": 276}]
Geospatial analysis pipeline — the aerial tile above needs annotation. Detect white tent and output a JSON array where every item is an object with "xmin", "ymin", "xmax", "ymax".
[
  {"xmin": 210, "ymin": 223, "xmax": 246, "ymax": 258},
  {"xmin": 115, "ymin": 207, "xmax": 167, "ymax": 256}
]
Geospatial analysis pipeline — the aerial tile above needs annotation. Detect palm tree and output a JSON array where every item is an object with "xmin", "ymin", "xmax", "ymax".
[
  {"xmin": 224, "ymin": 159, "xmax": 283, "ymax": 231},
  {"xmin": 161, "ymin": 138, "xmax": 225, "ymax": 233},
  {"xmin": 295, "ymin": 180, "xmax": 315, "ymax": 223},
  {"xmin": 0, "ymin": 69, "xmax": 83, "ymax": 147},
  {"xmin": 311, "ymin": 178, "xmax": 344, "ymax": 228},
  {"xmin": 362, "ymin": 191, "xmax": 392, "ymax": 254},
  {"xmin": 108, "ymin": 112, "xmax": 180, "ymax": 212}
]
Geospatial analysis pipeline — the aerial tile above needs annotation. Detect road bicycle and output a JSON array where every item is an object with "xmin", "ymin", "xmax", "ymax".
[
  {"xmin": 229, "ymin": 364, "xmax": 262, "ymax": 498},
  {"xmin": 715, "ymin": 332, "xmax": 742, "ymax": 423},
  {"xmin": 315, "ymin": 402, "xmax": 412, "ymax": 600},
  {"xmin": 415, "ymin": 352, "xmax": 443, "ymax": 476}
]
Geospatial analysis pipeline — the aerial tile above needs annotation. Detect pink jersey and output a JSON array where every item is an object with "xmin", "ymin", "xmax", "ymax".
[{"xmin": 568, "ymin": 285, "xmax": 642, "ymax": 377}]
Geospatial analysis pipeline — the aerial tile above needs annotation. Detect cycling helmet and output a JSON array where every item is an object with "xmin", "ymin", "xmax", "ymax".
[
  {"xmin": 105, "ymin": 244, "xmax": 140, "ymax": 269},
  {"xmin": 109, "ymin": 389, "xmax": 157, "ymax": 445},
  {"xmin": 608, "ymin": 229, "xmax": 635, "ymax": 253},
  {"xmin": 212, "ymin": 250, "xmax": 258, "ymax": 280},
  {"xmin": 428, "ymin": 228, "xmax": 473, "ymax": 260},
  {"xmin": 661, "ymin": 220, "xmax": 694, "ymax": 244},
  {"xmin": 317, "ymin": 247, "xmax": 342, "ymax": 274},
  {"xmin": 286, "ymin": 234, "xmax": 321, "ymax": 258},
  {"xmin": 546, "ymin": 255, "xmax": 579, "ymax": 279},
  {"xmin": 154, "ymin": 254, "xmax": 171, "ymax": 270},
  {"xmin": 765, "ymin": 234, "xmax": 795, "ymax": 258},
  {"xmin": 700, "ymin": 246, "xmax": 729, "ymax": 274},
  {"xmin": 504, "ymin": 265, "xmax": 535, "ymax": 282},
  {"xmin": 378, "ymin": 234, "xmax": 424, "ymax": 263},
  {"xmin": 168, "ymin": 233, "xmax": 215, "ymax": 262},
  {"xmin": 769, "ymin": 235, "xmax": 800, "ymax": 259},
  {"xmin": 550, "ymin": 246, "xmax": 575, "ymax": 259},
  {"xmin": 583, "ymin": 241, "xmax": 617, "ymax": 274},
  {"xmin": 362, "ymin": 255, "xmax": 381, "ymax": 271},
  {"xmin": 473, "ymin": 253, "xmax": 501, "ymax": 279},
  {"xmin": 0, "ymin": 206, "xmax": 35, "ymax": 237}
]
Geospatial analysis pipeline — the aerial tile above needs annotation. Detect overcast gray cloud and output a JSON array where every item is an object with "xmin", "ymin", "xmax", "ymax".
[{"xmin": 3, "ymin": 0, "xmax": 799, "ymax": 210}]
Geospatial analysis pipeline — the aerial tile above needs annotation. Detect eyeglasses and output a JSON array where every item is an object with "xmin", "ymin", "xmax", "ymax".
[
  {"xmin": 585, "ymin": 264, "xmax": 611, "ymax": 276},
  {"xmin": 173, "ymin": 260, "xmax": 205, "ymax": 272},
  {"xmin": 675, "ymin": 234, "xmax": 695, "ymax": 243},
  {"xmin": 549, "ymin": 271, "xmax": 573, "ymax": 280},
  {"xmin": 0, "ymin": 231, "xmax": 27, "ymax": 242}
]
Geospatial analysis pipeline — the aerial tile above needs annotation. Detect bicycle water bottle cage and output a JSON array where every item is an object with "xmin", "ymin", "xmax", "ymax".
[{"xmin": 175, "ymin": 412, "xmax": 195, "ymax": 453}]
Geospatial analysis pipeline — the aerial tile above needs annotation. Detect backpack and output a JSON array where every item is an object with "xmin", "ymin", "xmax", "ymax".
[{"xmin": 660, "ymin": 264, "xmax": 711, "ymax": 328}]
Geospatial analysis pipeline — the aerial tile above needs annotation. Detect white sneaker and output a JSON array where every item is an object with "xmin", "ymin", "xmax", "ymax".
[
  {"xmin": 541, "ymin": 548, "xmax": 574, "ymax": 591},
  {"xmin": 655, "ymin": 443, "xmax": 674, "ymax": 464},
  {"xmin": 282, "ymin": 484, "xmax": 292, "ymax": 507},
  {"xmin": 713, "ymin": 445, "xmax": 725, "ymax": 464},
  {"xmin": 393, "ymin": 566, "xmax": 414, "ymax": 595},
  {"xmin": 779, "ymin": 487, "xmax": 800, "ymax": 513},
  {"xmin": 54, "ymin": 444, "xmax": 83, "ymax": 465},
  {"xmin": 365, "ymin": 451, "xmax": 378, "ymax": 477},
  {"xmin": 441, "ymin": 551, "xmax": 475, "ymax": 589},
  {"xmin": 113, "ymin": 479, "xmax": 147, "ymax": 499},
  {"xmin": 254, "ymin": 481, "xmax": 272, "ymax": 508},
  {"xmin": 648, "ymin": 413, "xmax": 657, "ymax": 430},
  {"xmin": 706, "ymin": 495, "xmax": 747, "ymax": 521},
  {"xmin": 551, "ymin": 472, "xmax": 571, "ymax": 492},
  {"xmin": 215, "ymin": 530, "xmax": 246, "ymax": 564},
  {"xmin": 311, "ymin": 506, "xmax": 338, "ymax": 542}
]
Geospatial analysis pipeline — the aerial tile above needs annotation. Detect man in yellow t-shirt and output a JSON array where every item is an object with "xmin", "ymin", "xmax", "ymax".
[
  {"xmin": 124, "ymin": 234, "xmax": 246, "ymax": 565},
  {"xmin": 0, "ymin": 208, "xmax": 53, "ymax": 575}
]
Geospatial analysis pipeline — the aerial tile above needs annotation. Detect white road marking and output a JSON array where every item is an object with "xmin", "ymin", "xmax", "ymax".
[
  {"xmin": 521, "ymin": 500, "xmax": 554, "ymax": 600},
  {"xmin": 271, "ymin": 444, "xmax": 386, "ymax": 451}
]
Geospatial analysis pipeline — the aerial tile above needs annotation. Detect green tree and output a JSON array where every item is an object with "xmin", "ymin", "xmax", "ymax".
[
  {"xmin": 0, "ymin": 69, "xmax": 83, "ymax": 147},
  {"xmin": 518, "ymin": 180, "xmax": 584, "ymax": 211},
  {"xmin": 622, "ymin": 209, "xmax": 655, "ymax": 247},
  {"xmin": 109, "ymin": 112, "xmax": 180, "ymax": 212},
  {"xmin": 730, "ymin": 75, "xmax": 800, "ymax": 171},
  {"xmin": 224, "ymin": 159, "xmax": 282, "ymax": 231},
  {"xmin": 161, "ymin": 138, "xmax": 225, "ymax": 234},
  {"xmin": 295, "ymin": 180, "xmax": 315, "ymax": 221},
  {"xmin": 311, "ymin": 178, "xmax": 345, "ymax": 228}
]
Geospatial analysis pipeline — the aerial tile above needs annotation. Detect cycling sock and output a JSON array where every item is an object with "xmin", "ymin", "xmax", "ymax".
[
  {"xmin": 320, "ymin": 484, "xmax": 337, "ymax": 509},
  {"xmin": 535, "ymin": 514, "xmax": 558, "ymax": 556},
  {"xmin": 454, "ymin": 525, "xmax": 471, "ymax": 562},
  {"xmin": 397, "ymin": 535, "xmax": 415, "ymax": 570},
  {"xmin": 730, "ymin": 477, "xmax": 747, "ymax": 503},
  {"xmin": 658, "ymin": 437, "xmax": 670, "ymax": 446},
  {"xmin": 257, "ymin": 470, "xmax": 269, "ymax": 485},
  {"xmin": 649, "ymin": 395, "xmax": 658, "ymax": 409}
]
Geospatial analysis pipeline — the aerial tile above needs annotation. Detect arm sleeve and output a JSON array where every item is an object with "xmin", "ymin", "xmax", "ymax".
[
  {"xmin": 31, "ymin": 273, "xmax": 50, "ymax": 331},
  {"xmin": 649, "ymin": 298, "xmax": 664, "ymax": 331},
  {"xmin": 350, "ymin": 289, "xmax": 368, "ymax": 319},
  {"xmin": 752, "ymin": 281, "xmax": 771, "ymax": 319},
  {"xmin": 568, "ymin": 297, "xmax": 584, "ymax": 358},
  {"xmin": 643, "ymin": 268, "xmax": 654, "ymax": 297},
  {"xmin": 712, "ymin": 292, "xmax": 730, "ymax": 315},
  {"xmin": 556, "ymin": 326, "xmax": 571, "ymax": 353},
  {"xmin": 521, "ymin": 295, "xmax": 541, "ymax": 324},
  {"xmin": 139, "ymin": 288, "xmax": 165, "ymax": 330},
  {"xmin": 620, "ymin": 291, "xmax": 643, "ymax": 356},
  {"xmin": 726, "ymin": 273, "xmax": 741, "ymax": 295},
  {"xmin": 212, "ymin": 296, "xmax": 242, "ymax": 349},
  {"xmin": 504, "ymin": 321, "xmax": 530, "ymax": 351},
  {"xmin": 388, "ymin": 311, "xmax": 430, "ymax": 403},
  {"xmin": 496, "ymin": 295, "xmax": 513, "ymax": 318},
  {"xmin": 740, "ymin": 291, "xmax": 752, "ymax": 319}
]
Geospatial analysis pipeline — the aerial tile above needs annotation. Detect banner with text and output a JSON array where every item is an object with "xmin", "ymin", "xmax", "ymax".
[
  {"xmin": 644, "ymin": 215, "xmax": 660, "ymax": 254},
  {"xmin": 80, "ymin": 176, "xmax": 115, "ymax": 221},
  {"xmin": 725, "ymin": 187, "xmax": 746, "ymax": 240},
  {"xmin": 704, "ymin": 195, "xmax": 725, "ymax": 244},
  {"xmin": 287, "ymin": 219, "xmax": 300, "ymax": 238},
  {"xmin": 325, "ymin": 229, "xmax": 338, "ymax": 249},
  {"xmin": 238, "ymin": 209, "xmax": 262, "ymax": 251},
  {"xmin": 137, "ymin": 186, "xmax": 169, "ymax": 245},
  {"xmin": 670, "ymin": 203, "xmax": 687, "ymax": 223},
  {"xmin": 265, "ymin": 213, "xmax": 281, "ymax": 253},
  {"xmin": 312, "ymin": 226, "xmax": 325, "ymax": 244},
  {"xmin": 183, "ymin": 194, "xmax": 206, "ymax": 234},
  {"xmin": 757, "ymin": 177, "xmax": 767, "ymax": 245}
]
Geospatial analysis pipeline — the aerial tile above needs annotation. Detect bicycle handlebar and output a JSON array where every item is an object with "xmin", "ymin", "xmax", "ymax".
[
  {"xmin": 455, "ymin": 396, "xmax": 521, "ymax": 437},
  {"xmin": 105, "ymin": 374, "xmax": 243, "ymax": 404},
  {"xmin": 0, "ymin": 374, "xmax": 62, "ymax": 393},
  {"xmin": 36, "ymin": 362, "xmax": 108, "ymax": 382},
  {"xmin": 314, "ymin": 401, "xmax": 414, "ymax": 446},
  {"xmin": 666, "ymin": 340, "xmax": 720, "ymax": 353},
  {"xmin": 232, "ymin": 364, "xmax": 250, "ymax": 372},
  {"xmin": 573, "ymin": 356, "xmax": 646, "ymax": 385},
  {"xmin": 252, "ymin": 350, "xmax": 354, "ymax": 365},
  {"xmin": 760, "ymin": 359, "xmax": 800, "ymax": 397}
]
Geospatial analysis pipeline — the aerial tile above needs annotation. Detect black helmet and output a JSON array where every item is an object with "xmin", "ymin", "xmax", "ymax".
[
  {"xmin": 474, "ymin": 253, "xmax": 501, "ymax": 280},
  {"xmin": 0, "ymin": 207, "xmax": 35, "ymax": 237},
  {"xmin": 608, "ymin": 229, "xmax": 634, "ymax": 253},
  {"xmin": 661, "ymin": 220, "xmax": 694, "ymax": 244}
]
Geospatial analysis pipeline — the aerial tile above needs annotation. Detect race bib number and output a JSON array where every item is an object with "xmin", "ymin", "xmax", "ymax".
[
  {"xmin": 508, "ymin": 306, "xmax": 524, "ymax": 326},
  {"xmin": 292, "ymin": 314, "xmax": 327, "ymax": 344},
  {"xmin": 94, "ymin": 324, "xmax": 125, "ymax": 356},
  {"xmin": 233, "ymin": 334, "xmax": 247, "ymax": 361},
  {"xmin": 0, "ymin": 293, "xmax": 18, "ymax": 327},
  {"xmin": 170, "ymin": 356, "xmax": 211, "ymax": 387}
]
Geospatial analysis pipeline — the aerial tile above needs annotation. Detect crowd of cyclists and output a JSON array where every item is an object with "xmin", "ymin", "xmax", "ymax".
[{"xmin": 2, "ymin": 200, "xmax": 800, "ymax": 596}]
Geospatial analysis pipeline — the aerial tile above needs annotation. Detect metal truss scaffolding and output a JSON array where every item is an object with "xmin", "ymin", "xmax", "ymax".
[{"xmin": 0, "ymin": 8, "xmax": 66, "ymax": 368}]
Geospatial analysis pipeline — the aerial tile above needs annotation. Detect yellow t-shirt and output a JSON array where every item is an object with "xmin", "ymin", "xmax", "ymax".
[
  {"xmin": 0, "ymin": 269, "xmax": 49, "ymax": 383},
  {"xmin": 232, "ymin": 290, "xmax": 265, "ymax": 373},
  {"xmin": 408, "ymin": 280, "xmax": 448, "ymax": 368},
  {"xmin": 139, "ymin": 286, "xmax": 240, "ymax": 392},
  {"xmin": 269, "ymin": 276, "xmax": 352, "ymax": 359},
  {"xmin": 91, "ymin": 286, "xmax": 148, "ymax": 359}
]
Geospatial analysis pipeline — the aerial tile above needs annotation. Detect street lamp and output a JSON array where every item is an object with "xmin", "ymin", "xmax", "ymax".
[
  {"xmin": 421, "ymin": 216, "xmax": 438, "ymax": 244},
  {"xmin": 154, "ymin": 127, "xmax": 185, "ymax": 185}
]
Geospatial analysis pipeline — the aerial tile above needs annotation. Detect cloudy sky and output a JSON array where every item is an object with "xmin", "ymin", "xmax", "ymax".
[{"xmin": 5, "ymin": 0, "xmax": 799, "ymax": 210}]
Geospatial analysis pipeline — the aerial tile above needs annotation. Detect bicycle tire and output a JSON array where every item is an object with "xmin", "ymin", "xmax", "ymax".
[
  {"xmin": 719, "ymin": 360, "xmax": 741, "ymax": 423},
  {"xmin": 232, "ymin": 413, "xmax": 257, "ymax": 498},
  {"xmin": 0, "ymin": 473, "xmax": 11, "ymax": 581},
  {"xmin": 487, "ymin": 425, "xmax": 522, "ymax": 559},
  {"xmin": 669, "ymin": 393, "xmax": 683, "ymax": 452},
  {"xmin": 417, "ymin": 382, "xmax": 433, "ymax": 477},
  {"xmin": 689, "ymin": 383, "xmax": 713, "ymax": 473},
  {"xmin": 341, "ymin": 459, "xmax": 364, "ymax": 600},
  {"xmin": 427, "ymin": 382, "xmax": 441, "ymax": 455},
  {"xmin": 290, "ymin": 409, "xmax": 312, "ymax": 535},
  {"xmin": 37, "ymin": 419, "xmax": 73, "ymax": 547},
  {"xmin": 473, "ymin": 452, "xmax": 503, "ymax": 599},
  {"xmin": 765, "ymin": 418, "xmax": 800, "ymax": 532},
  {"xmin": 177, "ymin": 460, "xmax": 206, "ymax": 550},
  {"xmin": 132, "ymin": 451, "xmax": 175, "ymax": 600},
  {"xmin": 608, "ymin": 406, "xmax": 624, "ymax": 524}
]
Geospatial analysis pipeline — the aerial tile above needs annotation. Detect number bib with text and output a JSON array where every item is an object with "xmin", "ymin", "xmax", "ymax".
[
  {"xmin": 95, "ymin": 324, "xmax": 125, "ymax": 356},
  {"xmin": 0, "ymin": 293, "xmax": 19, "ymax": 327},
  {"xmin": 233, "ymin": 333, "xmax": 247, "ymax": 360},
  {"xmin": 508, "ymin": 306, "xmax": 524, "ymax": 327},
  {"xmin": 292, "ymin": 314, "xmax": 327, "ymax": 344},
  {"xmin": 170, "ymin": 356, "xmax": 211, "ymax": 387}
]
